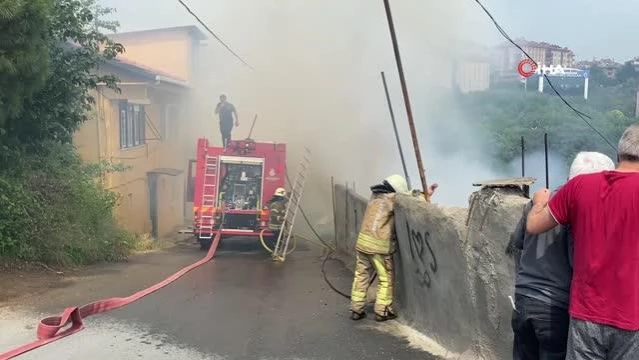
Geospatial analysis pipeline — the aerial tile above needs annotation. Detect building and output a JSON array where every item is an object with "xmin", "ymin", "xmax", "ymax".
[
  {"xmin": 574, "ymin": 58, "xmax": 621, "ymax": 79},
  {"xmin": 447, "ymin": 40, "xmax": 491, "ymax": 93},
  {"xmin": 74, "ymin": 26, "xmax": 207, "ymax": 238},
  {"xmin": 492, "ymin": 39, "xmax": 575, "ymax": 80}
]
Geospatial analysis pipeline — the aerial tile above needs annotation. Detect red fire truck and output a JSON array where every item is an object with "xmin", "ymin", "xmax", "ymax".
[{"xmin": 191, "ymin": 137, "xmax": 287, "ymax": 249}]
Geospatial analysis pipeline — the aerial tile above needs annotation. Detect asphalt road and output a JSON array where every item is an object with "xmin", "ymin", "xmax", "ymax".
[{"xmin": 0, "ymin": 239, "xmax": 438, "ymax": 360}]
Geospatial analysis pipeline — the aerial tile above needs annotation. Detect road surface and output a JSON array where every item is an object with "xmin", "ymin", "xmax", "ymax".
[{"xmin": 0, "ymin": 239, "xmax": 438, "ymax": 359}]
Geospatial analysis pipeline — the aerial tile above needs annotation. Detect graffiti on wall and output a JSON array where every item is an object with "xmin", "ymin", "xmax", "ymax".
[{"xmin": 406, "ymin": 221, "xmax": 438, "ymax": 288}]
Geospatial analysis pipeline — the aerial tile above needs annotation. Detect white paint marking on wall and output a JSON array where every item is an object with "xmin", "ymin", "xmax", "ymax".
[{"xmin": 364, "ymin": 321, "xmax": 463, "ymax": 359}]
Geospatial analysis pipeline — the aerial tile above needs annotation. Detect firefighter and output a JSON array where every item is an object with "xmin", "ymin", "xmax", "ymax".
[
  {"xmin": 267, "ymin": 187, "xmax": 288, "ymax": 245},
  {"xmin": 350, "ymin": 174, "xmax": 437, "ymax": 322}
]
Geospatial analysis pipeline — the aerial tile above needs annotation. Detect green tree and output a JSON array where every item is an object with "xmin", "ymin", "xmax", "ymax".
[
  {"xmin": 615, "ymin": 61, "xmax": 638, "ymax": 84},
  {"xmin": 458, "ymin": 85, "xmax": 635, "ymax": 171},
  {"xmin": 0, "ymin": 0, "xmax": 133, "ymax": 265},
  {"xmin": 0, "ymin": 0, "xmax": 52, "ymax": 131},
  {"xmin": 4, "ymin": 0, "xmax": 124, "ymax": 145}
]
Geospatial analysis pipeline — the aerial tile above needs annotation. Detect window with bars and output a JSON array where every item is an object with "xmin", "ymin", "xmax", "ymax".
[{"xmin": 119, "ymin": 100, "xmax": 146, "ymax": 149}]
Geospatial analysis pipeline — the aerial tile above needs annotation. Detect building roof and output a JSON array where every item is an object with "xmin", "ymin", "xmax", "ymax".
[
  {"xmin": 496, "ymin": 38, "xmax": 573, "ymax": 52},
  {"xmin": 110, "ymin": 25, "xmax": 208, "ymax": 41},
  {"xmin": 107, "ymin": 57, "xmax": 189, "ymax": 87}
]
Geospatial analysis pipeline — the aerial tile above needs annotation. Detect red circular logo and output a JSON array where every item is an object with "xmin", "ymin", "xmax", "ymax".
[{"xmin": 517, "ymin": 59, "xmax": 537, "ymax": 78}]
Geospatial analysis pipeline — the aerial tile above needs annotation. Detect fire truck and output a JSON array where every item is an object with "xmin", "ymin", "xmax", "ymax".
[{"xmin": 191, "ymin": 137, "xmax": 287, "ymax": 250}]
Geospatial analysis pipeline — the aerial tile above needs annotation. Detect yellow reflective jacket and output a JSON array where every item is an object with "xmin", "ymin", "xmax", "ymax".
[{"xmin": 355, "ymin": 191, "xmax": 396, "ymax": 255}]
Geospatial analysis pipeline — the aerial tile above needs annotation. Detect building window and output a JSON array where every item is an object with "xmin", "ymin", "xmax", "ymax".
[{"xmin": 119, "ymin": 100, "xmax": 146, "ymax": 149}]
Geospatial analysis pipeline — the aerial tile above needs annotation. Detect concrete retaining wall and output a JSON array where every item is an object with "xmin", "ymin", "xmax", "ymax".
[
  {"xmin": 333, "ymin": 183, "xmax": 528, "ymax": 359},
  {"xmin": 333, "ymin": 184, "xmax": 368, "ymax": 263}
]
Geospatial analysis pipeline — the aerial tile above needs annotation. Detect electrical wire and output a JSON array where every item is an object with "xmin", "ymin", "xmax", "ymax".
[
  {"xmin": 473, "ymin": 0, "xmax": 617, "ymax": 152},
  {"xmin": 177, "ymin": 0, "xmax": 254, "ymax": 70}
]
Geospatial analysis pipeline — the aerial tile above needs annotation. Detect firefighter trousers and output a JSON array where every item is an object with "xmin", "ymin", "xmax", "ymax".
[{"xmin": 350, "ymin": 251, "xmax": 395, "ymax": 315}]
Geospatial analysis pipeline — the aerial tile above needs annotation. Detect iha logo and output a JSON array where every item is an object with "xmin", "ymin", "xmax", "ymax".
[
  {"xmin": 518, "ymin": 59, "xmax": 538, "ymax": 78},
  {"xmin": 269, "ymin": 168, "xmax": 276, "ymax": 177}
]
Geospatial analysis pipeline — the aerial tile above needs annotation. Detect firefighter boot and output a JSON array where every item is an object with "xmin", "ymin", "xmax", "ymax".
[
  {"xmin": 350, "ymin": 311, "xmax": 367, "ymax": 321},
  {"xmin": 374, "ymin": 308, "xmax": 397, "ymax": 322}
]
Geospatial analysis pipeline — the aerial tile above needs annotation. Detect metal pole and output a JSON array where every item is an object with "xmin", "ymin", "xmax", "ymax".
[
  {"xmin": 331, "ymin": 176, "xmax": 338, "ymax": 248},
  {"xmin": 247, "ymin": 114, "xmax": 258, "ymax": 140},
  {"xmin": 521, "ymin": 136, "xmax": 525, "ymax": 177},
  {"xmin": 383, "ymin": 0, "xmax": 429, "ymax": 196},
  {"xmin": 381, "ymin": 71, "xmax": 411, "ymax": 189},
  {"xmin": 544, "ymin": 133, "xmax": 550, "ymax": 189},
  {"xmin": 345, "ymin": 181, "xmax": 349, "ymax": 241}
]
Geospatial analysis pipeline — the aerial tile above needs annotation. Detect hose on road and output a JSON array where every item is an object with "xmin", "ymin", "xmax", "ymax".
[
  {"xmin": 258, "ymin": 229, "xmax": 297, "ymax": 256},
  {"xmin": 0, "ymin": 232, "xmax": 224, "ymax": 360}
]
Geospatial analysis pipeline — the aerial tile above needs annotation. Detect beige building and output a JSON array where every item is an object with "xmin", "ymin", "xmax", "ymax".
[
  {"xmin": 493, "ymin": 39, "xmax": 575, "ymax": 79},
  {"xmin": 74, "ymin": 26, "xmax": 206, "ymax": 238}
]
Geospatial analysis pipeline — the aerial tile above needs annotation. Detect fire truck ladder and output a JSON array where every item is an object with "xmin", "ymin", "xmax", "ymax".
[
  {"xmin": 199, "ymin": 154, "xmax": 219, "ymax": 241},
  {"xmin": 272, "ymin": 148, "xmax": 312, "ymax": 262}
]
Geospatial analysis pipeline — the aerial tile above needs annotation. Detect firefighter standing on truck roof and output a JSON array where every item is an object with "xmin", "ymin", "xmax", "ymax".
[
  {"xmin": 350, "ymin": 174, "xmax": 437, "ymax": 322},
  {"xmin": 267, "ymin": 187, "xmax": 288, "ymax": 245}
]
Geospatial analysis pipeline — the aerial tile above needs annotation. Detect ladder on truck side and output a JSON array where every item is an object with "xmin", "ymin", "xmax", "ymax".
[
  {"xmin": 272, "ymin": 148, "xmax": 312, "ymax": 262},
  {"xmin": 199, "ymin": 154, "xmax": 219, "ymax": 240}
]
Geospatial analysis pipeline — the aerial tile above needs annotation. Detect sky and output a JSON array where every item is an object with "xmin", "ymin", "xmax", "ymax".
[{"xmin": 100, "ymin": 0, "xmax": 639, "ymax": 61}]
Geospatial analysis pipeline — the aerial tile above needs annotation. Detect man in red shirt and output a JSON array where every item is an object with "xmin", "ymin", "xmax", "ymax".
[{"xmin": 526, "ymin": 123, "xmax": 639, "ymax": 359}]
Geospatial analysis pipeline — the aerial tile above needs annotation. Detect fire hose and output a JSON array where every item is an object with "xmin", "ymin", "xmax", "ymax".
[
  {"xmin": 1, "ymin": 206, "xmax": 365, "ymax": 358},
  {"xmin": 0, "ymin": 232, "xmax": 223, "ymax": 360},
  {"xmin": 258, "ymin": 229, "xmax": 297, "ymax": 255}
]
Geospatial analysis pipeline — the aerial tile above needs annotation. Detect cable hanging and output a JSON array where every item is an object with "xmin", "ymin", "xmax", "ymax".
[
  {"xmin": 177, "ymin": 0, "xmax": 254, "ymax": 70},
  {"xmin": 473, "ymin": 0, "xmax": 617, "ymax": 151}
]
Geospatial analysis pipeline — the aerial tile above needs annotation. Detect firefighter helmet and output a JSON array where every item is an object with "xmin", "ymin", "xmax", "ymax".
[
  {"xmin": 274, "ymin": 187, "xmax": 287, "ymax": 197},
  {"xmin": 384, "ymin": 174, "xmax": 409, "ymax": 194}
]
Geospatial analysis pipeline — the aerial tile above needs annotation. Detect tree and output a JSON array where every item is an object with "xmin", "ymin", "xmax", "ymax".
[
  {"xmin": 0, "ymin": 0, "xmax": 52, "ymax": 131},
  {"xmin": 0, "ymin": 0, "xmax": 132, "ymax": 265},
  {"xmin": 3, "ymin": 0, "xmax": 123, "ymax": 145},
  {"xmin": 457, "ymin": 85, "xmax": 635, "ymax": 172},
  {"xmin": 615, "ymin": 61, "xmax": 638, "ymax": 84}
]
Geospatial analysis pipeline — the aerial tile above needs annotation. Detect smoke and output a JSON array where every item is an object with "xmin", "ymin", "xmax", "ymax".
[
  {"xmin": 507, "ymin": 150, "xmax": 569, "ymax": 193},
  {"xmin": 161, "ymin": 1, "xmax": 503, "ymax": 234}
]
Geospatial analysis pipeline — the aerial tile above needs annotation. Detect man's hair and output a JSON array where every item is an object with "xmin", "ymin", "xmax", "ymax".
[
  {"xmin": 618, "ymin": 123, "xmax": 639, "ymax": 162},
  {"xmin": 569, "ymin": 151, "xmax": 615, "ymax": 179}
]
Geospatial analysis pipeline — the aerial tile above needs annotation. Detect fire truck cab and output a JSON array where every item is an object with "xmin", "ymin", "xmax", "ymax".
[{"xmin": 192, "ymin": 137, "xmax": 287, "ymax": 249}]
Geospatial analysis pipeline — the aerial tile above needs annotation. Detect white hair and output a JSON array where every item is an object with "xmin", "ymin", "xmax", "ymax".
[
  {"xmin": 569, "ymin": 151, "xmax": 615, "ymax": 180},
  {"xmin": 618, "ymin": 123, "xmax": 639, "ymax": 161}
]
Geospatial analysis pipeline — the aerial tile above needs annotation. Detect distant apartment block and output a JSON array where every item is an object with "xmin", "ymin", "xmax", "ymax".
[
  {"xmin": 492, "ymin": 39, "xmax": 575, "ymax": 80},
  {"xmin": 448, "ymin": 41, "xmax": 491, "ymax": 93},
  {"xmin": 575, "ymin": 58, "xmax": 621, "ymax": 79},
  {"xmin": 453, "ymin": 61, "xmax": 491, "ymax": 93}
]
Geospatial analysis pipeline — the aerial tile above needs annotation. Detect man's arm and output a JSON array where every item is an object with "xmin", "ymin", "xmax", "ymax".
[
  {"xmin": 526, "ymin": 182, "xmax": 574, "ymax": 234},
  {"xmin": 526, "ymin": 203, "xmax": 558, "ymax": 234},
  {"xmin": 214, "ymin": 102, "xmax": 221, "ymax": 114}
]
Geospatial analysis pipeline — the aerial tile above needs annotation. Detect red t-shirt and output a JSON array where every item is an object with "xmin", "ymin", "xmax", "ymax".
[{"xmin": 549, "ymin": 171, "xmax": 639, "ymax": 330}]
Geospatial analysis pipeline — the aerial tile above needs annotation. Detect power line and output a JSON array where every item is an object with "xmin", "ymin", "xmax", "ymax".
[
  {"xmin": 177, "ymin": 0, "xmax": 254, "ymax": 70},
  {"xmin": 473, "ymin": 0, "xmax": 617, "ymax": 152}
]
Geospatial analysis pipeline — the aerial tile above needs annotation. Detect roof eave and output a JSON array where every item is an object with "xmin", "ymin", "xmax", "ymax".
[{"xmin": 155, "ymin": 75, "xmax": 190, "ymax": 88}]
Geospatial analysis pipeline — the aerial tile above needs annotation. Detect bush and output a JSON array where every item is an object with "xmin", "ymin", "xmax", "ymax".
[{"xmin": 0, "ymin": 142, "xmax": 135, "ymax": 265}]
